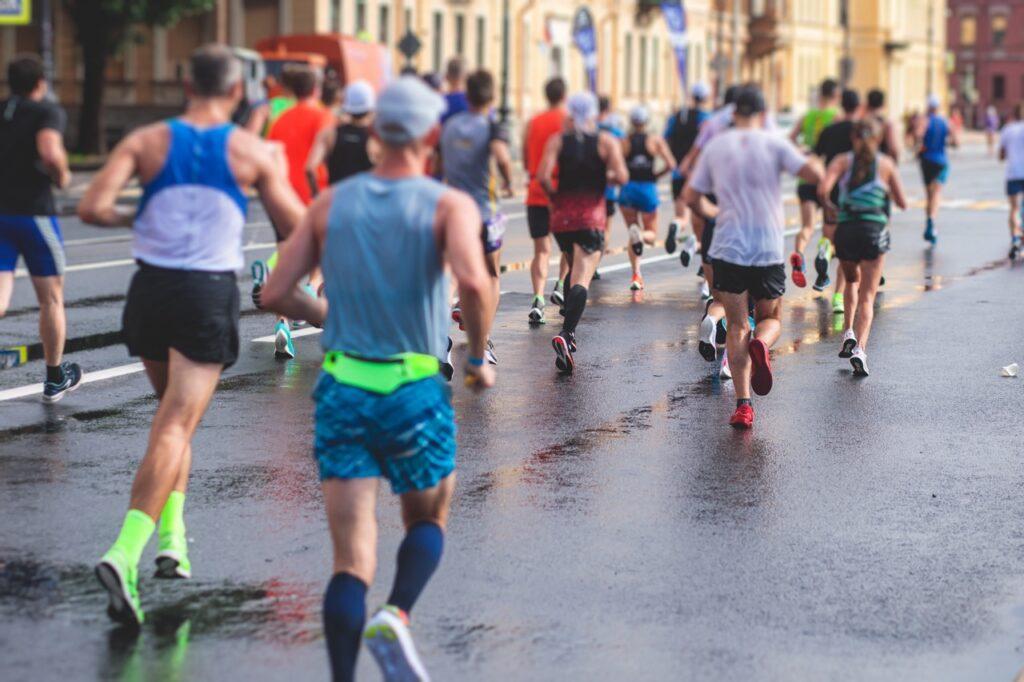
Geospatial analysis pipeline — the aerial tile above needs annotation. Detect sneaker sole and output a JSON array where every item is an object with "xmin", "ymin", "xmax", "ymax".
[
  {"xmin": 749, "ymin": 340, "xmax": 773, "ymax": 396},
  {"xmin": 95, "ymin": 561, "xmax": 142, "ymax": 628},
  {"xmin": 528, "ymin": 309, "xmax": 546, "ymax": 325},
  {"xmin": 274, "ymin": 330, "xmax": 295, "ymax": 359},
  {"xmin": 154, "ymin": 551, "xmax": 191, "ymax": 579},
  {"xmin": 729, "ymin": 419, "xmax": 753, "ymax": 430},
  {"xmin": 839, "ymin": 339, "xmax": 857, "ymax": 358},
  {"xmin": 698, "ymin": 317, "xmax": 717, "ymax": 362},
  {"xmin": 680, "ymin": 250, "xmax": 692, "ymax": 268},
  {"xmin": 42, "ymin": 376, "xmax": 82, "ymax": 404},
  {"xmin": 792, "ymin": 270, "xmax": 807, "ymax": 288},
  {"xmin": 364, "ymin": 614, "xmax": 430, "ymax": 682},
  {"xmin": 552, "ymin": 337, "xmax": 574, "ymax": 374},
  {"xmin": 665, "ymin": 226, "xmax": 678, "ymax": 254},
  {"xmin": 851, "ymin": 356, "xmax": 869, "ymax": 376}
]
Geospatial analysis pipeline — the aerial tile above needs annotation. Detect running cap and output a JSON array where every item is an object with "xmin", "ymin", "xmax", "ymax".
[
  {"xmin": 926, "ymin": 94, "xmax": 940, "ymax": 110},
  {"xmin": 734, "ymin": 85, "xmax": 766, "ymax": 116},
  {"xmin": 691, "ymin": 82, "xmax": 710, "ymax": 101},
  {"xmin": 374, "ymin": 76, "xmax": 446, "ymax": 145},
  {"xmin": 567, "ymin": 91, "xmax": 599, "ymax": 127},
  {"xmin": 342, "ymin": 80, "xmax": 376, "ymax": 115},
  {"xmin": 630, "ymin": 105, "xmax": 650, "ymax": 125}
]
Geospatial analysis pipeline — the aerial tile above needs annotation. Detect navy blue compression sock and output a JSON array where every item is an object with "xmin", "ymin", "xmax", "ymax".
[
  {"xmin": 323, "ymin": 572, "xmax": 367, "ymax": 682},
  {"xmin": 386, "ymin": 521, "xmax": 444, "ymax": 613}
]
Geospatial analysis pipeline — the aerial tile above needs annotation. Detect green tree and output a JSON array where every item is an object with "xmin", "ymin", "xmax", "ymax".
[{"xmin": 63, "ymin": 0, "xmax": 215, "ymax": 153}]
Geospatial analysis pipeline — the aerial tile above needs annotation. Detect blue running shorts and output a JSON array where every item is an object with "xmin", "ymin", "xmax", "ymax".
[
  {"xmin": 313, "ymin": 373, "xmax": 456, "ymax": 494},
  {"xmin": 0, "ymin": 215, "xmax": 65, "ymax": 276},
  {"xmin": 1007, "ymin": 179, "xmax": 1024, "ymax": 196},
  {"xmin": 618, "ymin": 181, "xmax": 660, "ymax": 213}
]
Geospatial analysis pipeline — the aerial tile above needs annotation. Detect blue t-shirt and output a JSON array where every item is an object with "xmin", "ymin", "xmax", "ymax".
[
  {"xmin": 921, "ymin": 114, "xmax": 950, "ymax": 166},
  {"xmin": 441, "ymin": 92, "xmax": 469, "ymax": 125}
]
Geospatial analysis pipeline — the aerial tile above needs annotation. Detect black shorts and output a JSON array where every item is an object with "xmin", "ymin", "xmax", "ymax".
[
  {"xmin": 797, "ymin": 183, "xmax": 821, "ymax": 206},
  {"xmin": 527, "ymin": 206, "xmax": 550, "ymax": 239},
  {"xmin": 606, "ymin": 198, "xmax": 617, "ymax": 218},
  {"xmin": 711, "ymin": 259, "xmax": 786, "ymax": 301},
  {"xmin": 123, "ymin": 262, "xmax": 241, "ymax": 367},
  {"xmin": 672, "ymin": 175, "xmax": 687, "ymax": 200},
  {"xmin": 554, "ymin": 230, "xmax": 605, "ymax": 256},
  {"xmin": 919, "ymin": 159, "xmax": 949, "ymax": 186},
  {"xmin": 700, "ymin": 217, "xmax": 716, "ymax": 261},
  {"xmin": 834, "ymin": 220, "xmax": 891, "ymax": 262}
]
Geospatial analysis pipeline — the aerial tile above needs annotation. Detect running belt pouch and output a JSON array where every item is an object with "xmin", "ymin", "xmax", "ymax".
[{"xmin": 322, "ymin": 352, "xmax": 439, "ymax": 395}]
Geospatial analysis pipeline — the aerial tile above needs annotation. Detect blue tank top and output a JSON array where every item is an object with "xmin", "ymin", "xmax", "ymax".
[
  {"xmin": 321, "ymin": 173, "xmax": 450, "ymax": 359},
  {"xmin": 921, "ymin": 114, "xmax": 949, "ymax": 165}
]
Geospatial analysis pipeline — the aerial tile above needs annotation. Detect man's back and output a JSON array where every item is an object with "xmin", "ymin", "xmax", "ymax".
[
  {"xmin": 441, "ymin": 111, "xmax": 505, "ymax": 221},
  {"xmin": 0, "ymin": 97, "xmax": 66, "ymax": 215},
  {"xmin": 1001, "ymin": 121, "xmax": 1024, "ymax": 179},
  {"xmin": 268, "ymin": 101, "xmax": 333, "ymax": 204},
  {"xmin": 525, "ymin": 108, "xmax": 566, "ymax": 206}
]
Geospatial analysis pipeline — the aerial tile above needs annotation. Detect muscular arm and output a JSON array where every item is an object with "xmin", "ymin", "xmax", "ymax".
[
  {"xmin": 537, "ymin": 135, "xmax": 562, "ymax": 196},
  {"xmin": 254, "ymin": 140, "xmax": 306, "ymax": 241},
  {"xmin": 799, "ymin": 158, "xmax": 824, "ymax": 186},
  {"xmin": 305, "ymin": 126, "xmax": 337, "ymax": 197},
  {"xmin": 601, "ymin": 132, "xmax": 629, "ymax": 186},
  {"xmin": 77, "ymin": 133, "xmax": 141, "ymax": 228},
  {"xmin": 884, "ymin": 120, "xmax": 901, "ymax": 163},
  {"xmin": 882, "ymin": 157, "xmax": 908, "ymax": 210},
  {"xmin": 790, "ymin": 114, "xmax": 805, "ymax": 146},
  {"xmin": 37, "ymin": 129, "xmax": 70, "ymax": 189},
  {"xmin": 262, "ymin": 191, "xmax": 330, "ymax": 326},
  {"xmin": 491, "ymin": 139, "xmax": 514, "ymax": 196},
  {"xmin": 652, "ymin": 137, "xmax": 677, "ymax": 179}
]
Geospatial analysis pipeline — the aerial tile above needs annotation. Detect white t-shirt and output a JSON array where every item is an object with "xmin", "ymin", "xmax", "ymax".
[
  {"xmin": 695, "ymin": 104, "xmax": 779, "ymax": 149},
  {"xmin": 1000, "ymin": 122, "xmax": 1024, "ymax": 181},
  {"xmin": 689, "ymin": 128, "xmax": 808, "ymax": 266}
]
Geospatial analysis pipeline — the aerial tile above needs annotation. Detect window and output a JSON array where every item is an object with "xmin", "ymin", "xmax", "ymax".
[
  {"xmin": 639, "ymin": 35, "xmax": 648, "ymax": 97},
  {"xmin": 475, "ymin": 16, "xmax": 485, "ymax": 67},
  {"xmin": 994, "ymin": 73, "xmax": 1006, "ymax": 100},
  {"xmin": 625, "ymin": 34, "xmax": 633, "ymax": 95},
  {"xmin": 992, "ymin": 15, "xmax": 1007, "ymax": 47},
  {"xmin": 959, "ymin": 15, "xmax": 976, "ymax": 46},
  {"xmin": 455, "ymin": 14, "xmax": 465, "ymax": 55},
  {"xmin": 432, "ymin": 12, "xmax": 443, "ymax": 71},
  {"xmin": 356, "ymin": 0, "xmax": 367, "ymax": 33},
  {"xmin": 379, "ymin": 5, "xmax": 390, "ymax": 45}
]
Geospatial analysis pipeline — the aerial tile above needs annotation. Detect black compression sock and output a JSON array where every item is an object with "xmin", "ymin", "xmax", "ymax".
[
  {"xmin": 46, "ymin": 365, "xmax": 63, "ymax": 383},
  {"xmin": 736, "ymin": 398, "xmax": 752, "ymax": 408},
  {"xmin": 561, "ymin": 285, "xmax": 588, "ymax": 336}
]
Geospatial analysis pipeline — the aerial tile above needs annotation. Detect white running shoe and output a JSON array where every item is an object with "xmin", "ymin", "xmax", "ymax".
[
  {"xmin": 628, "ymin": 224, "xmax": 644, "ymax": 256},
  {"xmin": 839, "ymin": 329, "xmax": 857, "ymax": 359},
  {"xmin": 274, "ymin": 321, "xmax": 296, "ymax": 359},
  {"xmin": 850, "ymin": 347, "xmax": 869, "ymax": 376},
  {"xmin": 700, "ymin": 280, "xmax": 711, "ymax": 300},
  {"xmin": 679, "ymin": 234, "xmax": 697, "ymax": 267},
  {"xmin": 485, "ymin": 339, "xmax": 498, "ymax": 365},
  {"xmin": 364, "ymin": 606, "xmax": 430, "ymax": 682},
  {"xmin": 698, "ymin": 314, "xmax": 717, "ymax": 362},
  {"xmin": 719, "ymin": 351, "xmax": 732, "ymax": 380}
]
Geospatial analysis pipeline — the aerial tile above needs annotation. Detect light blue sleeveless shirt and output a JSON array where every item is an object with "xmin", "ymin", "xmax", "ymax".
[{"xmin": 321, "ymin": 173, "xmax": 450, "ymax": 359}]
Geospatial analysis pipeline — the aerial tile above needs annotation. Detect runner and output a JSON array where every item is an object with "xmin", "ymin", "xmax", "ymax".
[
  {"xmin": 260, "ymin": 75, "xmax": 496, "ymax": 682},
  {"xmin": 439, "ymin": 69, "xmax": 512, "ymax": 360},
  {"xmin": 985, "ymin": 105, "xmax": 1000, "ymax": 157},
  {"xmin": 522, "ymin": 77, "xmax": 569, "ymax": 322},
  {"xmin": 811, "ymin": 89, "xmax": 862, "ymax": 313},
  {"xmin": 538, "ymin": 92, "xmax": 628, "ymax": 372},
  {"xmin": 664, "ymin": 82, "xmax": 711, "ymax": 268},
  {"xmin": 866, "ymin": 88, "xmax": 901, "ymax": 162},
  {"xmin": 78, "ymin": 44, "xmax": 305, "ymax": 628},
  {"xmin": 0, "ymin": 54, "xmax": 80, "ymax": 401},
  {"xmin": 915, "ymin": 95, "xmax": 959, "ymax": 245},
  {"xmin": 789, "ymin": 78, "xmax": 839, "ymax": 289},
  {"xmin": 819, "ymin": 118, "xmax": 907, "ymax": 376},
  {"xmin": 598, "ymin": 95, "xmax": 625, "ymax": 224},
  {"xmin": 305, "ymin": 80, "xmax": 378, "ymax": 188},
  {"xmin": 683, "ymin": 84, "xmax": 821, "ymax": 428},
  {"xmin": 618, "ymin": 106, "xmax": 676, "ymax": 291},
  {"xmin": 440, "ymin": 57, "xmax": 468, "ymax": 125},
  {"xmin": 999, "ymin": 103, "xmax": 1024, "ymax": 260}
]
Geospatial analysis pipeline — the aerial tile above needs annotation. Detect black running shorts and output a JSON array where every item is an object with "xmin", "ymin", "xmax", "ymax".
[
  {"xmin": 797, "ymin": 183, "xmax": 821, "ymax": 206},
  {"xmin": 527, "ymin": 206, "xmax": 551, "ymax": 239},
  {"xmin": 711, "ymin": 259, "xmax": 786, "ymax": 301},
  {"xmin": 123, "ymin": 262, "xmax": 241, "ymax": 367},
  {"xmin": 671, "ymin": 175, "xmax": 687, "ymax": 200},
  {"xmin": 834, "ymin": 220, "xmax": 891, "ymax": 262},
  {"xmin": 554, "ymin": 230, "xmax": 605, "ymax": 255},
  {"xmin": 605, "ymin": 198, "xmax": 617, "ymax": 218}
]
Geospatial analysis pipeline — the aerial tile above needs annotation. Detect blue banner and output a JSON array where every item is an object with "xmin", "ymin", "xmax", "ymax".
[
  {"xmin": 571, "ymin": 8, "xmax": 598, "ymax": 92},
  {"xmin": 660, "ymin": 0, "xmax": 688, "ymax": 92}
]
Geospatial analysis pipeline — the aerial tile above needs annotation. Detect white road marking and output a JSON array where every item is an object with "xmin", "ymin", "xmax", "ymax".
[
  {"xmin": 251, "ymin": 326, "xmax": 324, "ymax": 344},
  {"xmin": 0, "ymin": 362, "xmax": 146, "ymax": 402},
  {"xmin": 61, "ymin": 221, "xmax": 274, "ymax": 248}
]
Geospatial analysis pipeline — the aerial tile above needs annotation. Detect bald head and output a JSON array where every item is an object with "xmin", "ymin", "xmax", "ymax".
[{"xmin": 189, "ymin": 44, "xmax": 242, "ymax": 98}]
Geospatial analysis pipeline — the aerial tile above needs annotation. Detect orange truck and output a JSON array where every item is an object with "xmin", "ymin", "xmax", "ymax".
[{"xmin": 255, "ymin": 33, "xmax": 392, "ymax": 91}]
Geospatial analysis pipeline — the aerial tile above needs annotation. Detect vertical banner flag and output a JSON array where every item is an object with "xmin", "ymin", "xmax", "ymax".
[
  {"xmin": 571, "ymin": 8, "xmax": 598, "ymax": 92},
  {"xmin": 660, "ymin": 0, "xmax": 688, "ymax": 91}
]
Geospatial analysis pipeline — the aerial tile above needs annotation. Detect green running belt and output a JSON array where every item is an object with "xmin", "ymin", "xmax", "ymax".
[{"xmin": 322, "ymin": 351, "xmax": 440, "ymax": 394}]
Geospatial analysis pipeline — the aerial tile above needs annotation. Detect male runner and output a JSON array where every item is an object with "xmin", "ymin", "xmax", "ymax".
[
  {"xmin": 440, "ymin": 57, "xmax": 469, "ymax": 125},
  {"xmin": 306, "ymin": 79, "xmax": 378, "ymax": 189},
  {"xmin": 866, "ymin": 88, "xmax": 901, "ymax": 162},
  {"xmin": 78, "ymin": 44, "xmax": 305, "ymax": 628},
  {"xmin": 598, "ymin": 95, "xmax": 625, "ymax": 222},
  {"xmin": 538, "ymin": 92, "xmax": 628, "ymax": 373},
  {"xmin": 664, "ymin": 82, "xmax": 710, "ymax": 267},
  {"xmin": 523, "ymin": 77, "xmax": 569, "ymax": 321},
  {"xmin": 261, "ymin": 75, "xmax": 496, "ymax": 682},
  {"xmin": 618, "ymin": 105, "xmax": 676, "ymax": 291},
  {"xmin": 439, "ymin": 69, "xmax": 512, "ymax": 356},
  {"xmin": 789, "ymin": 78, "xmax": 839, "ymax": 289},
  {"xmin": 0, "ymin": 54, "xmax": 81, "ymax": 401},
  {"xmin": 999, "ymin": 103, "xmax": 1024, "ymax": 260},
  {"xmin": 915, "ymin": 95, "xmax": 959, "ymax": 245},
  {"xmin": 684, "ymin": 85, "xmax": 821, "ymax": 429},
  {"xmin": 811, "ymin": 89, "xmax": 861, "ymax": 313}
]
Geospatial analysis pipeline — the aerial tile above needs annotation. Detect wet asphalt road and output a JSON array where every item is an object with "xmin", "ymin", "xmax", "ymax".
[{"xmin": 2, "ymin": 143, "xmax": 1024, "ymax": 681}]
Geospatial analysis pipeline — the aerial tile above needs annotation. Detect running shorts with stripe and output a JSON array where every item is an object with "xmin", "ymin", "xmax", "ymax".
[{"xmin": 0, "ymin": 215, "xmax": 65, "ymax": 276}]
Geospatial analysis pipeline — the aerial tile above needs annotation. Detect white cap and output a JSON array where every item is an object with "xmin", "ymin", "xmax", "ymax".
[
  {"xmin": 374, "ymin": 76, "xmax": 447, "ymax": 145},
  {"xmin": 691, "ymin": 82, "xmax": 710, "ymax": 101},
  {"xmin": 630, "ymin": 105, "xmax": 650, "ymax": 125},
  {"xmin": 926, "ymin": 94, "xmax": 941, "ymax": 110},
  {"xmin": 567, "ymin": 91, "xmax": 598, "ymax": 127},
  {"xmin": 342, "ymin": 80, "xmax": 376, "ymax": 115}
]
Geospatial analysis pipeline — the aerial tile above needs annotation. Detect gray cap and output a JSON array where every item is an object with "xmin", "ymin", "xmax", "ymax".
[
  {"xmin": 567, "ymin": 91, "xmax": 598, "ymax": 127},
  {"xmin": 374, "ymin": 76, "xmax": 446, "ymax": 145}
]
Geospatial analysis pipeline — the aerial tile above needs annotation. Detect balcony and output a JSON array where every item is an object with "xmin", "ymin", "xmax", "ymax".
[{"xmin": 747, "ymin": 0, "xmax": 782, "ymax": 60}]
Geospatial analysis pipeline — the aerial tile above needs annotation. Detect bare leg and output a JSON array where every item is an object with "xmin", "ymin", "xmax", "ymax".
[
  {"xmin": 0, "ymin": 271, "xmax": 12, "ymax": 317},
  {"xmin": 620, "ymin": 206, "xmax": 641, "ymax": 275},
  {"xmin": 323, "ymin": 478, "xmax": 380, "ymax": 583},
  {"xmin": 30, "ymin": 275, "xmax": 66, "ymax": 367},
  {"xmin": 399, "ymin": 473, "xmax": 456, "ymax": 531},
  {"xmin": 840, "ymin": 260, "xmax": 861, "ymax": 332},
  {"xmin": 717, "ymin": 291, "xmax": 754, "ymax": 400},
  {"xmin": 640, "ymin": 210, "xmax": 658, "ymax": 244},
  {"xmin": 752, "ymin": 297, "xmax": 783, "ymax": 348},
  {"xmin": 853, "ymin": 256, "xmax": 885, "ymax": 350},
  {"xmin": 530, "ymin": 236, "xmax": 551, "ymax": 298},
  {"xmin": 793, "ymin": 201, "xmax": 817, "ymax": 257},
  {"xmin": 927, "ymin": 182, "xmax": 941, "ymax": 221},
  {"xmin": 1009, "ymin": 194, "xmax": 1022, "ymax": 241}
]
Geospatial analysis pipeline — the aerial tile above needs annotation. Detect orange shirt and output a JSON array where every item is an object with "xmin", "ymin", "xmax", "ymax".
[
  {"xmin": 267, "ymin": 101, "xmax": 334, "ymax": 205},
  {"xmin": 524, "ymin": 107, "xmax": 567, "ymax": 207}
]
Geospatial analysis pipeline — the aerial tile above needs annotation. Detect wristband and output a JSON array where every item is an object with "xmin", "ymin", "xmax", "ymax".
[{"xmin": 467, "ymin": 356, "xmax": 484, "ymax": 367}]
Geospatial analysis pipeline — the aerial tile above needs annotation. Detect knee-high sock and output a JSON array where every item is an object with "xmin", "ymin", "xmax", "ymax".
[
  {"xmin": 561, "ymin": 284, "xmax": 589, "ymax": 337},
  {"xmin": 323, "ymin": 572, "xmax": 367, "ymax": 682},
  {"xmin": 386, "ymin": 521, "xmax": 444, "ymax": 613}
]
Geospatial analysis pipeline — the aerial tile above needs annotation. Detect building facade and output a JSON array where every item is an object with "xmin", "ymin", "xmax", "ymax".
[
  {"xmin": 948, "ymin": 0, "xmax": 1024, "ymax": 127},
  {"xmin": 1, "ymin": 0, "xmax": 946, "ymax": 144}
]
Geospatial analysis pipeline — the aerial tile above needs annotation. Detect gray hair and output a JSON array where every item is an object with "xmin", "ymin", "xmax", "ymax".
[{"xmin": 189, "ymin": 44, "xmax": 242, "ymax": 98}]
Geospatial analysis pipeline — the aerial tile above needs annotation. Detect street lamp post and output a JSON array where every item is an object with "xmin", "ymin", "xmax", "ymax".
[{"xmin": 499, "ymin": 0, "xmax": 511, "ymax": 124}]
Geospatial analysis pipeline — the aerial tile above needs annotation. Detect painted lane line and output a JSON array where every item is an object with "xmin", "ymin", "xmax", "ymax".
[
  {"xmin": 0, "ymin": 361, "xmax": 146, "ymax": 402},
  {"xmin": 252, "ymin": 326, "xmax": 324, "ymax": 344},
  {"xmin": 61, "ymin": 221, "xmax": 274, "ymax": 248}
]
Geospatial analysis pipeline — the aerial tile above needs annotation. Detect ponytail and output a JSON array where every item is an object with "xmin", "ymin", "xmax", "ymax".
[{"xmin": 850, "ymin": 119, "xmax": 881, "ymax": 187}]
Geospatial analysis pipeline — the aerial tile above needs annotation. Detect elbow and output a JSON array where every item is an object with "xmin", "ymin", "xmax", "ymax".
[
  {"xmin": 77, "ymin": 202, "xmax": 98, "ymax": 225},
  {"xmin": 455, "ymin": 273, "xmax": 490, "ymax": 303}
]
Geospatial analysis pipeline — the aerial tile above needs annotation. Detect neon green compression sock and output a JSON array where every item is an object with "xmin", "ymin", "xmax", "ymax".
[
  {"xmin": 159, "ymin": 491, "xmax": 186, "ymax": 538},
  {"xmin": 108, "ymin": 509, "xmax": 156, "ymax": 567}
]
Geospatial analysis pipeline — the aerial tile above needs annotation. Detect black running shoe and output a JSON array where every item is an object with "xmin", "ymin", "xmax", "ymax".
[
  {"xmin": 43, "ymin": 362, "xmax": 82, "ymax": 403},
  {"xmin": 879, "ymin": 275, "xmax": 886, "ymax": 287},
  {"xmin": 696, "ymin": 264, "xmax": 704, "ymax": 279},
  {"xmin": 715, "ymin": 318, "xmax": 727, "ymax": 345},
  {"xmin": 665, "ymin": 222, "xmax": 678, "ymax": 255},
  {"xmin": 552, "ymin": 334, "xmax": 574, "ymax": 373},
  {"xmin": 592, "ymin": 269, "xmax": 601, "ymax": 281}
]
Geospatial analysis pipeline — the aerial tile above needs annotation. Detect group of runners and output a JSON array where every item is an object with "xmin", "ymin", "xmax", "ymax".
[{"xmin": 2, "ymin": 43, "xmax": 1022, "ymax": 681}]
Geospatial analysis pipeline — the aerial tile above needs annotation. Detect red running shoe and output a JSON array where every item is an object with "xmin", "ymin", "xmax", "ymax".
[
  {"xmin": 729, "ymin": 403, "xmax": 754, "ymax": 429},
  {"xmin": 748, "ymin": 338, "xmax": 773, "ymax": 396},
  {"xmin": 451, "ymin": 306, "xmax": 464, "ymax": 331},
  {"xmin": 790, "ymin": 252, "xmax": 807, "ymax": 288}
]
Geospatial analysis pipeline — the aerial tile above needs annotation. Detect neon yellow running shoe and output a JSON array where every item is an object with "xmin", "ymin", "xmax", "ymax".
[
  {"xmin": 832, "ymin": 292, "xmax": 845, "ymax": 314},
  {"xmin": 95, "ymin": 547, "xmax": 144, "ymax": 628},
  {"xmin": 155, "ymin": 530, "xmax": 191, "ymax": 579}
]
